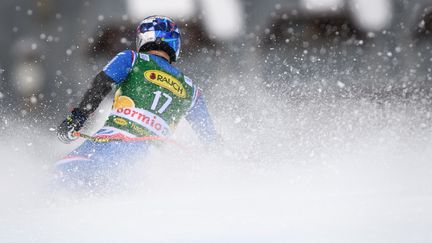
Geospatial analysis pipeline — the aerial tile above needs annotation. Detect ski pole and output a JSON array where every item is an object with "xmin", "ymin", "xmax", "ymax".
[
  {"xmin": 71, "ymin": 131, "xmax": 190, "ymax": 151},
  {"xmin": 72, "ymin": 131, "xmax": 166, "ymax": 142}
]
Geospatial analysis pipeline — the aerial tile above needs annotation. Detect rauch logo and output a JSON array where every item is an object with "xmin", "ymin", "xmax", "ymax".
[{"xmin": 144, "ymin": 70, "xmax": 186, "ymax": 98}]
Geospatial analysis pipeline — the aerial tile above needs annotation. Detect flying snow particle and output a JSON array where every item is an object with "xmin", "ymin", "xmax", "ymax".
[
  {"xmin": 66, "ymin": 89, "xmax": 72, "ymax": 95},
  {"xmin": 27, "ymin": 10, "xmax": 33, "ymax": 15},
  {"xmin": 310, "ymin": 56, "xmax": 319, "ymax": 63},
  {"xmin": 234, "ymin": 117, "xmax": 242, "ymax": 124},
  {"xmin": 31, "ymin": 43, "xmax": 38, "ymax": 50},
  {"xmin": 66, "ymin": 49, "xmax": 72, "ymax": 55},
  {"xmin": 30, "ymin": 96, "xmax": 37, "ymax": 104},
  {"xmin": 0, "ymin": 92, "xmax": 4, "ymax": 99},
  {"xmin": 337, "ymin": 81, "xmax": 346, "ymax": 88},
  {"xmin": 40, "ymin": 33, "xmax": 46, "ymax": 40},
  {"xmin": 98, "ymin": 15, "xmax": 104, "ymax": 21},
  {"xmin": 395, "ymin": 46, "xmax": 402, "ymax": 53},
  {"xmin": 419, "ymin": 20, "xmax": 426, "ymax": 29}
]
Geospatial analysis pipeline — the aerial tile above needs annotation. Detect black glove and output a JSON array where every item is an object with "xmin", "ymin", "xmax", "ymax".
[{"xmin": 57, "ymin": 108, "xmax": 88, "ymax": 144}]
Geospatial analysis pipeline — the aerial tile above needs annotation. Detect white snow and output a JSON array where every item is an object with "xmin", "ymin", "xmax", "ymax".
[{"xmin": 1, "ymin": 94, "xmax": 432, "ymax": 243}]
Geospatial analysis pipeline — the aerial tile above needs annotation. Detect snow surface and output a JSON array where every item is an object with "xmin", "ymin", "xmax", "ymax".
[{"xmin": 1, "ymin": 90, "xmax": 432, "ymax": 243}]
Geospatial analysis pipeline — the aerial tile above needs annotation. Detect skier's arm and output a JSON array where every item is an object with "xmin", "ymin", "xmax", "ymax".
[
  {"xmin": 74, "ymin": 71, "xmax": 114, "ymax": 116},
  {"xmin": 57, "ymin": 50, "xmax": 135, "ymax": 143},
  {"xmin": 57, "ymin": 71, "xmax": 115, "ymax": 143},
  {"xmin": 185, "ymin": 90, "xmax": 220, "ymax": 145}
]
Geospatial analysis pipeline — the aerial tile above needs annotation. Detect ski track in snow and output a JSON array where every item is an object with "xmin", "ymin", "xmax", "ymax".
[{"xmin": 1, "ymin": 94, "xmax": 432, "ymax": 243}]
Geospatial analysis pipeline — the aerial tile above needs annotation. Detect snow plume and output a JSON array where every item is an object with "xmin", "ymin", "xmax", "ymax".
[{"xmin": 1, "ymin": 70, "xmax": 432, "ymax": 242}]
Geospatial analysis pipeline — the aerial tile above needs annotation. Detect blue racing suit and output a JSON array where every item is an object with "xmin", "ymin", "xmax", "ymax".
[{"xmin": 54, "ymin": 51, "xmax": 217, "ymax": 192}]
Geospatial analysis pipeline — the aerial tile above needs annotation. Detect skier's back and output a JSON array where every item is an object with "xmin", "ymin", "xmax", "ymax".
[{"xmin": 55, "ymin": 16, "xmax": 218, "ymax": 191}]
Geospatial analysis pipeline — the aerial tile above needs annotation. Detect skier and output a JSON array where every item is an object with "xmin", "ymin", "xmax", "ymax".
[{"xmin": 55, "ymin": 16, "xmax": 218, "ymax": 191}]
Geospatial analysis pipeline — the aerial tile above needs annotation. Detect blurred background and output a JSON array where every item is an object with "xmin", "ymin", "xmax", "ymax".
[
  {"xmin": 2, "ymin": 0, "xmax": 432, "ymax": 127},
  {"xmin": 1, "ymin": 1, "xmax": 432, "ymax": 242}
]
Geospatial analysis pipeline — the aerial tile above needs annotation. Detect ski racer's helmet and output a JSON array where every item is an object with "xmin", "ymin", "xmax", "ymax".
[{"xmin": 136, "ymin": 15, "xmax": 181, "ymax": 62}]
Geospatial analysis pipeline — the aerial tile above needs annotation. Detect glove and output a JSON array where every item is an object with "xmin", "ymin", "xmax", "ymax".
[{"xmin": 57, "ymin": 108, "xmax": 88, "ymax": 144}]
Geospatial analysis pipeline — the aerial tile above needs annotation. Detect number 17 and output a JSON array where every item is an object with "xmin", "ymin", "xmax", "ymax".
[{"xmin": 151, "ymin": 91, "xmax": 172, "ymax": 114}]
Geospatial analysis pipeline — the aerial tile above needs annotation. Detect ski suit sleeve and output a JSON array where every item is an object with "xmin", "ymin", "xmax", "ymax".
[
  {"xmin": 75, "ymin": 50, "xmax": 134, "ymax": 116},
  {"xmin": 185, "ymin": 89, "xmax": 219, "ymax": 144},
  {"xmin": 102, "ymin": 50, "xmax": 135, "ymax": 84}
]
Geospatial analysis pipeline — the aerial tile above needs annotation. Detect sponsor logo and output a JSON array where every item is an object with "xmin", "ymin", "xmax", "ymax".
[
  {"xmin": 184, "ymin": 75, "xmax": 193, "ymax": 87},
  {"xmin": 113, "ymin": 117, "xmax": 128, "ymax": 126},
  {"xmin": 130, "ymin": 123, "xmax": 148, "ymax": 135},
  {"xmin": 139, "ymin": 53, "xmax": 149, "ymax": 61},
  {"xmin": 96, "ymin": 126, "xmax": 137, "ymax": 138},
  {"xmin": 113, "ymin": 95, "xmax": 135, "ymax": 109},
  {"xmin": 112, "ymin": 107, "xmax": 171, "ymax": 136},
  {"xmin": 95, "ymin": 128, "xmax": 115, "ymax": 135},
  {"xmin": 144, "ymin": 70, "xmax": 186, "ymax": 98}
]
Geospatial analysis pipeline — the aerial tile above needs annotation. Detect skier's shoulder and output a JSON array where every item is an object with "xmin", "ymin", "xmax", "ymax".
[
  {"xmin": 111, "ymin": 49, "xmax": 135, "ymax": 60},
  {"xmin": 104, "ymin": 49, "xmax": 136, "ymax": 69},
  {"xmin": 103, "ymin": 49, "xmax": 137, "ymax": 84},
  {"xmin": 183, "ymin": 75, "xmax": 203, "ymax": 108},
  {"xmin": 159, "ymin": 63, "xmax": 200, "ymax": 101},
  {"xmin": 178, "ymin": 70, "xmax": 201, "ymax": 95}
]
